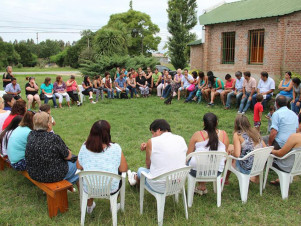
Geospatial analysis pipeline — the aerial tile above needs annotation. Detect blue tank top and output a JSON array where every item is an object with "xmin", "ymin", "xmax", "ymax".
[{"xmin": 279, "ymin": 79, "xmax": 293, "ymax": 98}]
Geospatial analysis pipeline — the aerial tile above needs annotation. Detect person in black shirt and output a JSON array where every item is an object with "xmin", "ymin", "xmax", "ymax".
[
  {"xmin": 25, "ymin": 112, "xmax": 78, "ymax": 185},
  {"xmin": 25, "ymin": 77, "xmax": 41, "ymax": 110},
  {"xmin": 136, "ymin": 72, "xmax": 149, "ymax": 97},
  {"xmin": 2, "ymin": 66, "xmax": 14, "ymax": 89}
]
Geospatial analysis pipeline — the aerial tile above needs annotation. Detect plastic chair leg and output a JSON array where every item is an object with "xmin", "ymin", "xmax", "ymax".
[
  {"xmin": 156, "ymin": 195, "xmax": 166, "ymax": 226},
  {"xmin": 259, "ymin": 172, "xmax": 263, "ymax": 196},
  {"xmin": 80, "ymin": 193, "xmax": 88, "ymax": 226},
  {"xmin": 279, "ymin": 173, "xmax": 290, "ymax": 199},
  {"xmin": 238, "ymin": 176, "xmax": 250, "ymax": 203},
  {"xmin": 216, "ymin": 177, "xmax": 221, "ymax": 207},
  {"xmin": 182, "ymin": 186, "xmax": 188, "ymax": 219},
  {"xmin": 120, "ymin": 177, "xmax": 125, "ymax": 212},
  {"xmin": 175, "ymin": 193, "xmax": 179, "ymax": 203},
  {"xmin": 110, "ymin": 194, "xmax": 119, "ymax": 226},
  {"xmin": 140, "ymin": 176, "xmax": 145, "ymax": 215},
  {"xmin": 187, "ymin": 175, "xmax": 196, "ymax": 208},
  {"xmin": 213, "ymin": 181, "xmax": 217, "ymax": 193}
]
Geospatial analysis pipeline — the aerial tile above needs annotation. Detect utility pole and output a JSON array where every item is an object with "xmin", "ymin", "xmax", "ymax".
[{"xmin": 36, "ymin": 32, "xmax": 39, "ymax": 44}]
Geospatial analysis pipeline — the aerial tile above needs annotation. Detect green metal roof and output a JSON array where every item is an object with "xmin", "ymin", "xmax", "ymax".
[
  {"xmin": 199, "ymin": 0, "xmax": 301, "ymax": 25},
  {"xmin": 187, "ymin": 39, "xmax": 202, "ymax": 46}
]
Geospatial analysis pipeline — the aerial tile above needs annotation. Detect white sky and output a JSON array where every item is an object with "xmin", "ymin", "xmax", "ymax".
[{"xmin": 0, "ymin": 0, "xmax": 239, "ymax": 52}]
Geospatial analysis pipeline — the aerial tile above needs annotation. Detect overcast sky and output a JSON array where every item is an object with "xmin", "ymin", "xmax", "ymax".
[{"xmin": 0, "ymin": 0, "xmax": 239, "ymax": 52}]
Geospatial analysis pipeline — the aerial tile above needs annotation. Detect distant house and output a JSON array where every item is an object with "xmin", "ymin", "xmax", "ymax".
[
  {"xmin": 152, "ymin": 53, "xmax": 169, "ymax": 64},
  {"xmin": 189, "ymin": 0, "xmax": 301, "ymax": 79}
]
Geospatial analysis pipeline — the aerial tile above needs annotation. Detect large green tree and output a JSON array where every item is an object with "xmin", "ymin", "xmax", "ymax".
[
  {"xmin": 0, "ymin": 37, "xmax": 20, "ymax": 69},
  {"xmin": 14, "ymin": 42, "xmax": 37, "ymax": 67},
  {"xmin": 103, "ymin": 9, "xmax": 161, "ymax": 56},
  {"xmin": 167, "ymin": 0, "xmax": 197, "ymax": 69}
]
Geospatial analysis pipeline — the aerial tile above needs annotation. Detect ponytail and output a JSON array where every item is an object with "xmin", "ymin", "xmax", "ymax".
[{"xmin": 203, "ymin": 113, "xmax": 219, "ymax": 150}]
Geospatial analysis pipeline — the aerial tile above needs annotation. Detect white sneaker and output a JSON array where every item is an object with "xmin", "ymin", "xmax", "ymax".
[
  {"xmin": 91, "ymin": 101, "xmax": 96, "ymax": 104},
  {"xmin": 127, "ymin": 170, "xmax": 137, "ymax": 186},
  {"xmin": 237, "ymin": 111, "xmax": 242, "ymax": 114},
  {"xmin": 242, "ymin": 112, "xmax": 245, "ymax": 114},
  {"xmin": 87, "ymin": 202, "xmax": 96, "ymax": 214}
]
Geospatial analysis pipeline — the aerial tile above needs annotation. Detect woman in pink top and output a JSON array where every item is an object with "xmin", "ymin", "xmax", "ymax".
[
  {"xmin": 66, "ymin": 75, "xmax": 81, "ymax": 106},
  {"xmin": 220, "ymin": 74, "xmax": 235, "ymax": 107},
  {"xmin": 171, "ymin": 69, "xmax": 183, "ymax": 97}
]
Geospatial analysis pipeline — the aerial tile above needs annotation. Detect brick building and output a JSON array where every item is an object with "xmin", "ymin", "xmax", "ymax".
[{"xmin": 189, "ymin": 0, "xmax": 301, "ymax": 80}]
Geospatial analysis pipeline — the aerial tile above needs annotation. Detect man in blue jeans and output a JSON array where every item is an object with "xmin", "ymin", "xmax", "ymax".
[
  {"xmin": 252, "ymin": 71, "xmax": 275, "ymax": 109},
  {"xmin": 238, "ymin": 71, "xmax": 257, "ymax": 114},
  {"xmin": 225, "ymin": 71, "xmax": 244, "ymax": 109}
]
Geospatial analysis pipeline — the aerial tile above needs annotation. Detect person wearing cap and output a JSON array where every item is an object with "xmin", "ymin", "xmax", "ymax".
[
  {"xmin": 25, "ymin": 77, "xmax": 41, "ymax": 110},
  {"xmin": 5, "ymin": 78, "xmax": 21, "ymax": 100}
]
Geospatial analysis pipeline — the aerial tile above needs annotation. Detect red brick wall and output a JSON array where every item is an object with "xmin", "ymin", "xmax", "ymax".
[
  {"xmin": 281, "ymin": 12, "xmax": 301, "ymax": 75},
  {"xmin": 190, "ymin": 44, "xmax": 204, "ymax": 70},
  {"xmin": 190, "ymin": 11, "xmax": 301, "ymax": 81}
]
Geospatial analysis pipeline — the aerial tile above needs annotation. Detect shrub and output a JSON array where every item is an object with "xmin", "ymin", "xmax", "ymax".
[{"xmin": 16, "ymin": 63, "xmax": 23, "ymax": 68}]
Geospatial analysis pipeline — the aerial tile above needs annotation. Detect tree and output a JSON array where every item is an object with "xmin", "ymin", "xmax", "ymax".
[
  {"xmin": 167, "ymin": 0, "xmax": 197, "ymax": 69},
  {"xmin": 0, "ymin": 37, "xmax": 20, "ymax": 69},
  {"xmin": 104, "ymin": 10, "xmax": 161, "ymax": 56},
  {"xmin": 129, "ymin": 0, "xmax": 133, "ymax": 10},
  {"xmin": 38, "ymin": 39, "xmax": 65, "ymax": 59},
  {"xmin": 14, "ymin": 42, "xmax": 37, "ymax": 67}
]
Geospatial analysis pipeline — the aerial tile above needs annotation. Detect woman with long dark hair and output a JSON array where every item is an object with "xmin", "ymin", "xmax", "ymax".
[
  {"xmin": 0, "ymin": 115, "xmax": 22, "ymax": 156},
  {"xmin": 77, "ymin": 120, "xmax": 128, "ymax": 214},
  {"xmin": 82, "ymin": 75, "xmax": 96, "ymax": 104},
  {"xmin": 7, "ymin": 111, "xmax": 34, "ymax": 171},
  {"xmin": 187, "ymin": 113, "xmax": 229, "ymax": 195}
]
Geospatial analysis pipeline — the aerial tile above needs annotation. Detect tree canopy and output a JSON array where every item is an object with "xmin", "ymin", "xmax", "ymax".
[{"xmin": 167, "ymin": 0, "xmax": 197, "ymax": 69}]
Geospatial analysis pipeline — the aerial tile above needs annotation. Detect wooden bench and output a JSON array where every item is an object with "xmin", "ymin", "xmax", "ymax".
[{"xmin": 0, "ymin": 155, "xmax": 73, "ymax": 218}]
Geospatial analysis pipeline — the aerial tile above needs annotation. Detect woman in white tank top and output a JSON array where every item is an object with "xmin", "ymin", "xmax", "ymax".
[{"xmin": 187, "ymin": 113, "xmax": 229, "ymax": 195}]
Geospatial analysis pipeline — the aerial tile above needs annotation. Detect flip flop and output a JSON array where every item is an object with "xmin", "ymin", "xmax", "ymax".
[{"xmin": 269, "ymin": 180, "xmax": 280, "ymax": 186}]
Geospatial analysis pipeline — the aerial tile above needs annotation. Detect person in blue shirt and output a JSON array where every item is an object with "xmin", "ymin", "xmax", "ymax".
[
  {"xmin": 5, "ymin": 78, "xmax": 21, "ymax": 100},
  {"xmin": 7, "ymin": 111, "xmax": 34, "ymax": 171},
  {"xmin": 225, "ymin": 71, "xmax": 244, "ymax": 109},
  {"xmin": 40, "ymin": 77, "xmax": 58, "ymax": 108},
  {"xmin": 114, "ymin": 73, "xmax": 129, "ymax": 98},
  {"xmin": 268, "ymin": 95, "xmax": 298, "ymax": 150}
]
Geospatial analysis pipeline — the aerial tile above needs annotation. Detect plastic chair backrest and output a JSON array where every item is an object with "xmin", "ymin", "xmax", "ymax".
[
  {"xmin": 186, "ymin": 151, "xmax": 227, "ymax": 179},
  {"xmin": 250, "ymin": 146, "xmax": 273, "ymax": 175},
  {"xmin": 290, "ymin": 149, "xmax": 301, "ymax": 175},
  {"xmin": 151, "ymin": 166, "xmax": 191, "ymax": 196},
  {"xmin": 79, "ymin": 171, "xmax": 121, "ymax": 198},
  {"xmin": 78, "ymin": 85, "xmax": 84, "ymax": 92}
]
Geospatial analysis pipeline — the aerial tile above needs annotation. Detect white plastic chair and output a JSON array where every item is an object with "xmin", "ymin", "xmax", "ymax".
[
  {"xmin": 140, "ymin": 166, "xmax": 192, "ymax": 226},
  {"xmin": 0, "ymin": 90, "xmax": 7, "ymax": 97},
  {"xmin": 186, "ymin": 151, "xmax": 228, "ymax": 207},
  {"xmin": 78, "ymin": 171, "xmax": 126, "ymax": 226},
  {"xmin": 263, "ymin": 148, "xmax": 301, "ymax": 199},
  {"xmin": 78, "ymin": 85, "xmax": 85, "ymax": 103},
  {"xmin": 222, "ymin": 146, "xmax": 273, "ymax": 203}
]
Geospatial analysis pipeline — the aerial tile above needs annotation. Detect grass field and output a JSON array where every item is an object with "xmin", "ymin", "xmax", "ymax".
[{"xmin": 0, "ymin": 74, "xmax": 300, "ymax": 225}]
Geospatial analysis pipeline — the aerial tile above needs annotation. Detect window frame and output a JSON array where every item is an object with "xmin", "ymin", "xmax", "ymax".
[
  {"xmin": 221, "ymin": 31, "xmax": 236, "ymax": 64},
  {"xmin": 248, "ymin": 29, "xmax": 265, "ymax": 65}
]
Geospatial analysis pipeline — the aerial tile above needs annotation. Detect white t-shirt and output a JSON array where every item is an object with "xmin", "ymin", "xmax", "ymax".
[
  {"xmin": 0, "ymin": 111, "xmax": 10, "ymax": 134},
  {"xmin": 257, "ymin": 77, "xmax": 275, "ymax": 94},
  {"xmin": 102, "ymin": 78, "xmax": 112, "ymax": 84},
  {"xmin": 181, "ymin": 74, "xmax": 193, "ymax": 87},
  {"xmin": 148, "ymin": 132, "xmax": 187, "ymax": 193}
]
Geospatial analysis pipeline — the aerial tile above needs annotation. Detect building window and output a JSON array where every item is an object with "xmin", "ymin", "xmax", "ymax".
[
  {"xmin": 222, "ymin": 32, "xmax": 235, "ymax": 64},
  {"xmin": 249, "ymin": 29, "xmax": 264, "ymax": 64}
]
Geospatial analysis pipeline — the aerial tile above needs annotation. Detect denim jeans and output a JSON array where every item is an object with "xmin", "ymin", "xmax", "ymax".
[
  {"xmin": 290, "ymin": 96, "xmax": 300, "ymax": 114},
  {"xmin": 162, "ymin": 84, "xmax": 171, "ymax": 98},
  {"xmin": 238, "ymin": 92, "xmax": 251, "ymax": 113},
  {"xmin": 127, "ymin": 85, "xmax": 137, "ymax": 98},
  {"xmin": 44, "ymin": 94, "xmax": 57, "ymax": 107},
  {"xmin": 252, "ymin": 93, "xmax": 272, "ymax": 109},
  {"xmin": 103, "ymin": 88, "xmax": 114, "ymax": 99},
  {"xmin": 226, "ymin": 91, "xmax": 243, "ymax": 108},
  {"xmin": 185, "ymin": 87, "xmax": 198, "ymax": 102}
]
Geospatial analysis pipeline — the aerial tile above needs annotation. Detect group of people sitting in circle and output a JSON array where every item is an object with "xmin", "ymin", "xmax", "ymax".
[{"xmin": 0, "ymin": 88, "xmax": 300, "ymax": 214}]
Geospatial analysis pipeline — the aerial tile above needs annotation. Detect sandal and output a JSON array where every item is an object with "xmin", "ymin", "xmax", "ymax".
[{"xmin": 270, "ymin": 180, "xmax": 280, "ymax": 186}]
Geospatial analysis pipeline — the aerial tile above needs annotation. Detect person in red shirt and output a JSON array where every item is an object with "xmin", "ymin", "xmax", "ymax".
[
  {"xmin": 2, "ymin": 100, "xmax": 26, "ymax": 130},
  {"xmin": 254, "ymin": 94, "xmax": 264, "ymax": 132}
]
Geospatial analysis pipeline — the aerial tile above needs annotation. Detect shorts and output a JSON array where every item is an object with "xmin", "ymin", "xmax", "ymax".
[
  {"xmin": 235, "ymin": 161, "xmax": 251, "ymax": 175},
  {"xmin": 64, "ymin": 161, "xmax": 79, "ymax": 184},
  {"xmin": 179, "ymin": 86, "xmax": 189, "ymax": 91},
  {"xmin": 254, "ymin": 121, "xmax": 261, "ymax": 127},
  {"xmin": 216, "ymin": 89, "xmax": 223, "ymax": 94}
]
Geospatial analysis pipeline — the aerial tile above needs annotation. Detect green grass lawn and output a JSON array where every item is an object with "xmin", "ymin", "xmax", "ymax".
[{"xmin": 0, "ymin": 75, "xmax": 300, "ymax": 225}]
